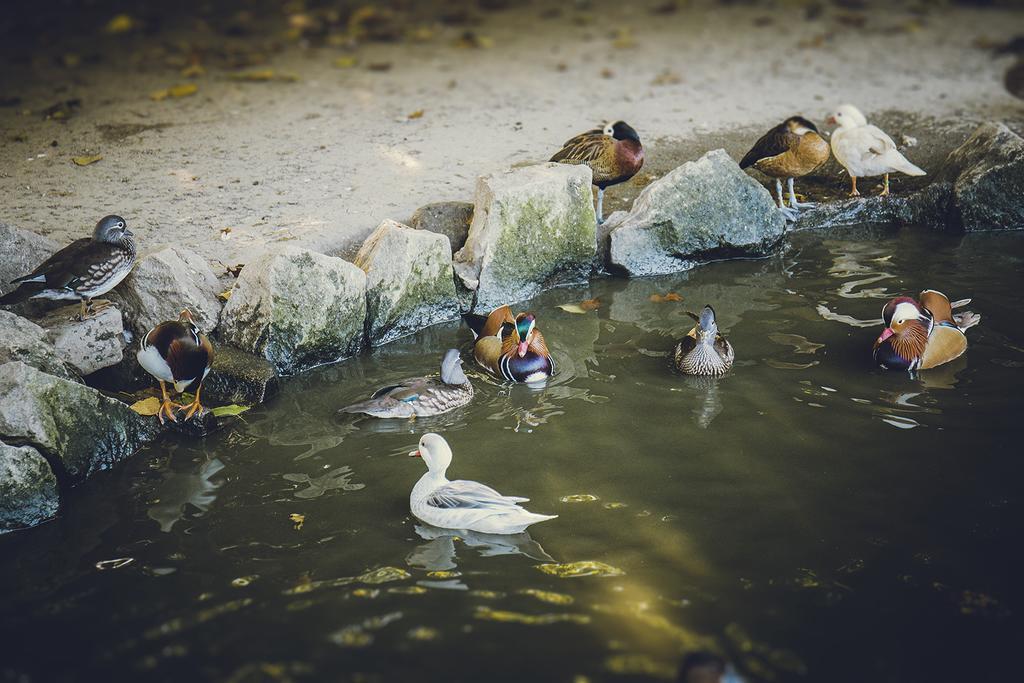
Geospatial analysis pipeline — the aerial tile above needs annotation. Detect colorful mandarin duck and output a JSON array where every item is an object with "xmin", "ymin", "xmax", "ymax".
[
  {"xmin": 739, "ymin": 116, "xmax": 831, "ymax": 221},
  {"xmin": 550, "ymin": 120, "xmax": 644, "ymax": 223},
  {"xmin": 137, "ymin": 309, "xmax": 215, "ymax": 423},
  {"xmin": 827, "ymin": 104, "xmax": 925, "ymax": 197},
  {"xmin": 673, "ymin": 305, "xmax": 735, "ymax": 377},
  {"xmin": 463, "ymin": 305, "xmax": 555, "ymax": 383},
  {"xmin": 409, "ymin": 433, "xmax": 557, "ymax": 535},
  {"xmin": 873, "ymin": 290, "xmax": 981, "ymax": 371},
  {"xmin": 339, "ymin": 349, "xmax": 474, "ymax": 418},
  {"xmin": 0, "ymin": 214, "xmax": 136, "ymax": 320}
]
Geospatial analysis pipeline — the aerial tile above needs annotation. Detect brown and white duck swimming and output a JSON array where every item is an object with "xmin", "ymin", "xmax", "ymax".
[
  {"xmin": 674, "ymin": 306, "xmax": 735, "ymax": 377},
  {"xmin": 137, "ymin": 309, "xmax": 215, "ymax": 423},
  {"xmin": 739, "ymin": 116, "xmax": 831, "ymax": 221},
  {"xmin": 464, "ymin": 305, "xmax": 554, "ymax": 383},
  {"xmin": 550, "ymin": 120, "xmax": 644, "ymax": 223},
  {"xmin": 873, "ymin": 290, "xmax": 980, "ymax": 372},
  {"xmin": 0, "ymin": 214, "xmax": 136, "ymax": 320},
  {"xmin": 339, "ymin": 349, "xmax": 474, "ymax": 418}
]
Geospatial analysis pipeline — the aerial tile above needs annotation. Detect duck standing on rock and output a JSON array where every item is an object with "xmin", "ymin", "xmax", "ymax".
[
  {"xmin": 339, "ymin": 349, "xmax": 474, "ymax": 418},
  {"xmin": 409, "ymin": 433, "xmax": 557, "ymax": 535},
  {"xmin": 550, "ymin": 120, "xmax": 644, "ymax": 223},
  {"xmin": 739, "ymin": 116, "xmax": 831, "ymax": 221},
  {"xmin": 0, "ymin": 214, "xmax": 136, "ymax": 320},
  {"xmin": 137, "ymin": 309, "xmax": 215, "ymax": 424},
  {"xmin": 827, "ymin": 104, "xmax": 925, "ymax": 197},
  {"xmin": 464, "ymin": 305, "xmax": 555, "ymax": 383},
  {"xmin": 873, "ymin": 290, "xmax": 980, "ymax": 371},
  {"xmin": 674, "ymin": 306, "xmax": 735, "ymax": 376}
]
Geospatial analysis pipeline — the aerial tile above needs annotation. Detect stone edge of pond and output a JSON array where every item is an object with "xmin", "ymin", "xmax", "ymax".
[{"xmin": 1, "ymin": 120, "xmax": 1022, "ymax": 534}]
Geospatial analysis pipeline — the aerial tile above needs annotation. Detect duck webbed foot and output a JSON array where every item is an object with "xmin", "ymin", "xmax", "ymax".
[
  {"xmin": 879, "ymin": 173, "xmax": 891, "ymax": 196},
  {"xmin": 787, "ymin": 178, "xmax": 816, "ymax": 210},
  {"xmin": 595, "ymin": 187, "xmax": 605, "ymax": 225},
  {"xmin": 178, "ymin": 384, "xmax": 206, "ymax": 422},
  {"xmin": 775, "ymin": 179, "xmax": 799, "ymax": 221},
  {"xmin": 157, "ymin": 381, "xmax": 183, "ymax": 425}
]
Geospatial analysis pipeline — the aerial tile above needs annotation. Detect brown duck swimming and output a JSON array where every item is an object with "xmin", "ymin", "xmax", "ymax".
[
  {"xmin": 339, "ymin": 349, "xmax": 473, "ymax": 418},
  {"xmin": 137, "ymin": 309, "xmax": 215, "ymax": 423},
  {"xmin": 0, "ymin": 214, "xmax": 136, "ymax": 320},
  {"xmin": 739, "ymin": 116, "xmax": 830, "ymax": 221},
  {"xmin": 674, "ymin": 306, "xmax": 735, "ymax": 377},
  {"xmin": 464, "ymin": 305, "xmax": 554, "ymax": 383},
  {"xmin": 873, "ymin": 290, "xmax": 980, "ymax": 372},
  {"xmin": 550, "ymin": 121, "xmax": 644, "ymax": 223}
]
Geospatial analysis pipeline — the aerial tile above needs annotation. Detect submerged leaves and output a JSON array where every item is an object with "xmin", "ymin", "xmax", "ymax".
[
  {"xmin": 560, "ymin": 494, "xmax": 599, "ymax": 503},
  {"xmin": 649, "ymin": 292, "xmax": 684, "ymax": 303},
  {"xmin": 536, "ymin": 561, "xmax": 625, "ymax": 579},
  {"xmin": 519, "ymin": 588, "xmax": 574, "ymax": 605},
  {"xmin": 475, "ymin": 606, "xmax": 589, "ymax": 625}
]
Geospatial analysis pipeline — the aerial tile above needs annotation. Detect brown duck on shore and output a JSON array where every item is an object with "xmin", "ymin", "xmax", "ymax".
[
  {"xmin": 739, "ymin": 116, "xmax": 830, "ymax": 221},
  {"xmin": 550, "ymin": 121, "xmax": 644, "ymax": 223}
]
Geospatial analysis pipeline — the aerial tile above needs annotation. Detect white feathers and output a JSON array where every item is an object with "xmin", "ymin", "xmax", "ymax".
[
  {"xmin": 830, "ymin": 104, "xmax": 926, "ymax": 179},
  {"xmin": 136, "ymin": 341, "xmax": 174, "ymax": 383}
]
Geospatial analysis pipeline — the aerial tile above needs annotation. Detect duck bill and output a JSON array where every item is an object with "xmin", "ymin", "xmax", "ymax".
[
  {"xmin": 408, "ymin": 449, "xmax": 422, "ymax": 458},
  {"xmin": 825, "ymin": 115, "xmax": 837, "ymax": 125},
  {"xmin": 876, "ymin": 327, "xmax": 895, "ymax": 344},
  {"xmin": 517, "ymin": 341, "xmax": 529, "ymax": 358}
]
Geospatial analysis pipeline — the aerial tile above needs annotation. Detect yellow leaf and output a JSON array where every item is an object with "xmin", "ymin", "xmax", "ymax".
[
  {"xmin": 407, "ymin": 109, "xmax": 424, "ymax": 119},
  {"xmin": 217, "ymin": 289, "xmax": 233, "ymax": 302},
  {"xmin": 105, "ymin": 14, "xmax": 135, "ymax": 34},
  {"xmin": 211, "ymin": 404, "xmax": 250, "ymax": 417},
  {"xmin": 229, "ymin": 70, "xmax": 299, "ymax": 82},
  {"xmin": 649, "ymin": 292, "xmax": 683, "ymax": 303},
  {"xmin": 130, "ymin": 397, "xmax": 161, "ymax": 416},
  {"xmin": 557, "ymin": 304, "xmax": 587, "ymax": 314},
  {"xmin": 334, "ymin": 56, "xmax": 358, "ymax": 69},
  {"xmin": 535, "ymin": 561, "xmax": 625, "ymax": 578},
  {"xmin": 289, "ymin": 513, "xmax": 305, "ymax": 530},
  {"xmin": 150, "ymin": 83, "xmax": 197, "ymax": 101},
  {"xmin": 181, "ymin": 64, "xmax": 205, "ymax": 78},
  {"xmin": 72, "ymin": 155, "xmax": 103, "ymax": 166}
]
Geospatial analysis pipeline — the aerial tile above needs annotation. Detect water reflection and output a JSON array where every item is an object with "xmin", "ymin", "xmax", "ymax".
[
  {"xmin": 406, "ymin": 524, "xmax": 555, "ymax": 573},
  {"xmin": 147, "ymin": 457, "xmax": 225, "ymax": 532}
]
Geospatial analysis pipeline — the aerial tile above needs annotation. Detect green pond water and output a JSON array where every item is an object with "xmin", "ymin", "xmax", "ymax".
[{"xmin": 2, "ymin": 227, "xmax": 1023, "ymax": 683}]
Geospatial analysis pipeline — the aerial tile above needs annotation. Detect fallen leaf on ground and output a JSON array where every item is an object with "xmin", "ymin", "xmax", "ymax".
[
  {"xmin": 407, "ymin": 109, "xmax": 424, "ymax": 119},
  {"xmin": 217, "ymin": 289, "xmax": 233, "ymax": 302},
  {"xmin": 612, "ymin": 28, "xmax": 636, "ymax": 49},
  {"xmin": 649, "ymin": 292, "xmax": 683, "ymax": 303},
  {"xmin": 453, "ymin": 31, "xmax": 494, "ymax": 49},
  {"xmin": 228, "ymin": 70, "xmax": 300, "ymax": 82},
  {"xmin": 130, "ymin": 397, "xmax": 161, "ymax": 415},
  {"xmin": 334, "ymin": 56, "xmax": 358, "ymax": 68},
  {"xmin": 211, "ymin": 404, "xmax": 250, "ymax": 417},
  {"xmin": 150, "ymin": 83, "xmax": 198, "ymax": 101},
  {"xmin": 72, "ymin": 154, "xmax": 103, "ymax": 166},
  {"xmin": 289, "ymin": 513, "xmax": 305, "ymax": 530}
]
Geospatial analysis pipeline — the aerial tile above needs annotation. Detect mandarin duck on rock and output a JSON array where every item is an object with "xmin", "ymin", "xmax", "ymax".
[
  {"xmin": 550, "ymin": 120, "xmax": 644, "ymax": 223},
  {"xmin": 873, "ymin": 290, "xmax": 980, "ymax": 372},
  {"xmin": 674, "ymin": 306, "xmax": 735, "ymax": 377},
  {"xmin": 739, "ymin": 116, "xmax": 831, "ymax": 221},
  {"xmin": 137, "ymin": 309, "xmax": 215, "ymax": 423},
  {"xmin": 339, "ymin": 349, "xmax": 474, "ymax": 418},
  {"xmin": 0, "ymin": 214, "xmax": 136, "ymax": 320},
  {"xmin": 464, "ymin": 305, "xmax": 554, "ymax": 383}
]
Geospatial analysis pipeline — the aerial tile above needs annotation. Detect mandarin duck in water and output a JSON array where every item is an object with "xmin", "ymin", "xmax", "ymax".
[
  {"xmin": 409, "ymin": 433, "xmax": 557, "ymax": 535},
  {"xmin": 739, "ymin": 116, "xmax": 831, "ymax": 221},
  {"xmin": 674, "ymin": 306, "xmax": 735, "ymax": 377},
  {"xmin": 550, "ymin": 120, "xmax": 644, "ymax": 223},
  {"xmin": 0, "ymin": 215, "xmax": 136, "ymax": 320},
  {"xmin": 137, "ymin": 310, "xmax": 215, "ymax": 423},
  {"xmin": 463, "ymin": 305, "xmax": 554, "ymax": 383},
  {"xmin": 873, "ymin": 290, "xmax": 980, "ymax": 372},
  {"xmin": 827, "ymin": 104, "xmax": 925, "ymax": 197},
  {"xmin": 339, "ymin": 349, "xmax": 474, "ymax": 418}
]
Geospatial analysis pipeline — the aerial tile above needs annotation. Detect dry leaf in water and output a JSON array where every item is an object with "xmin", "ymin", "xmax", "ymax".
[
  {"xmin": 211, "ymin": 404, "xmax": 250, "ymax": 417},
  {"xmin": 557, "ymin": 304, "xmax": 587, "ymax": 314},
  {"xmin": 105, "ymin": 14, "xmax": 135, "ymax": 34},
  {"xmin": 72, "ymin": 154, "xmax": 103, "ymax": 166},
  {"xmin": 289, "ymin": 513, "xmax": 305, "ymax": 530},
  {"xmin": 650, "ymin": 292, "xmax": 683, "ymax": 303},
  {"xmin": 130, "ymin": 397, "xmax": 161, "ymax": 416}
]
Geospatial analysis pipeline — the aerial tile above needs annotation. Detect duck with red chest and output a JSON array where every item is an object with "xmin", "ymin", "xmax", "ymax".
[
  {"xmin": 550, "ymin": 120, "xmax": 644, "ymax": 224},
  {"xmin": 873, "ymin": 290, "xmax": 981, "ymax": 372},
  {"xmin": 137, "ymin": 309, "xmax": 215, "ymax": 423}
]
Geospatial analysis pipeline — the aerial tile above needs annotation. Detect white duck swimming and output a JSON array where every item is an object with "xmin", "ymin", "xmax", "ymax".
[
  {"xmin": 827, "ymin": 104, "xmax": 925, "ymax": 197},
  {"xmin": 409, "ymin": 433, "xmax": 557, "ymax": 535}
]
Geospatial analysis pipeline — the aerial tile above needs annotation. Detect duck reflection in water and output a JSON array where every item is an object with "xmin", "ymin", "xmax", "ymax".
[
  {"xmin": 677, "ymin": 651, "xmax": 746, "ymax": 683},
  {"xmin": 147, "ymin": 458, "xmax": 225, "ymax": 532},
  {"xmin": 406, "ymin": 523, "xmax": 555, "ymax": 573}
]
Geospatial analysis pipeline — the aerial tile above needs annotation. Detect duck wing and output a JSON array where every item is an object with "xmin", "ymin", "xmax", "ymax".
[
  {"xmin": 739, "ymin": 121, "xmax": 792, "ymax": 169},
  {"xmin": 426, "ymin": 479, "xmax": 529, "ymax": 510},
  {"xmin": 920, "ymin": 324, "xmax": 968, "ymax": 370},
  {"xmin": 550, "ymin": 130, "xmax": 611, "ymax": 165}
]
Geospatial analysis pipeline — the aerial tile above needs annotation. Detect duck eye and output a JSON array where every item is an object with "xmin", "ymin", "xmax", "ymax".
[{"xmin": 896, "ymin": 318, "xmax": 904, "ymax": 325}]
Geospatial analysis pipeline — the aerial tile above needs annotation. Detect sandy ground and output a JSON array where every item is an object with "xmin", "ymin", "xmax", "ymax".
[{"xmin": 1, "ymin": 0, "xmax": 1022, "ymax": 273}]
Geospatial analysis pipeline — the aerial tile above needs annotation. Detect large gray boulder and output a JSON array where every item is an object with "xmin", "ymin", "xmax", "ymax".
[
  {"xmin": 36, "ymin": 304, "xmax": 126, "ymax": 376},
  {"xmin": 1, "ymin": 441, "xmax": 60, "ymax": 533},
  {"xmin": 0, "ymin": 223, "xmax": 59, "ymax": 301},
  {"xmin": 934, "ymin": 122, "xmax": 1024, "ymax": 231},
  {"xmin": 0, "ymin": 311, "xmax": 78, "ymax": 381},
  {"xmin": 454, "ymin": 163, "xmax": 597, "ymax": 311},
  {"xmin": 203, "ymin": 343, "xmax": 280, "ymax": 405},
  {"xmin": 0, "ymin": 362, "xmax": 155, "ymax": 483},
  {"xmin": 110, "ymin": 244, "xmax": 223, "ymax": 339},
  {"xmin": 355, "ymin": 220, "xmax": 459, "ymax": 346},
  {"xmin": 609, "ymin": 149, "xmax": 786, "ymax": 276},
  {"xmin": 219, "ymin": 246, "xmax": 367, "ymax": 374},
  {"xmin": 408, "ymin": 201, "xmax": 475, "ymax": 253}
]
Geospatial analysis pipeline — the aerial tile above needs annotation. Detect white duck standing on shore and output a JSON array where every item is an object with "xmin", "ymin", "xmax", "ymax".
[
  {"xmin": 827, "ymin": 104, "xmax": 925, "ymax": 197},
  {"xmin": 409, "ymin": 433, "xmax": 557, "ymax": 535}
]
